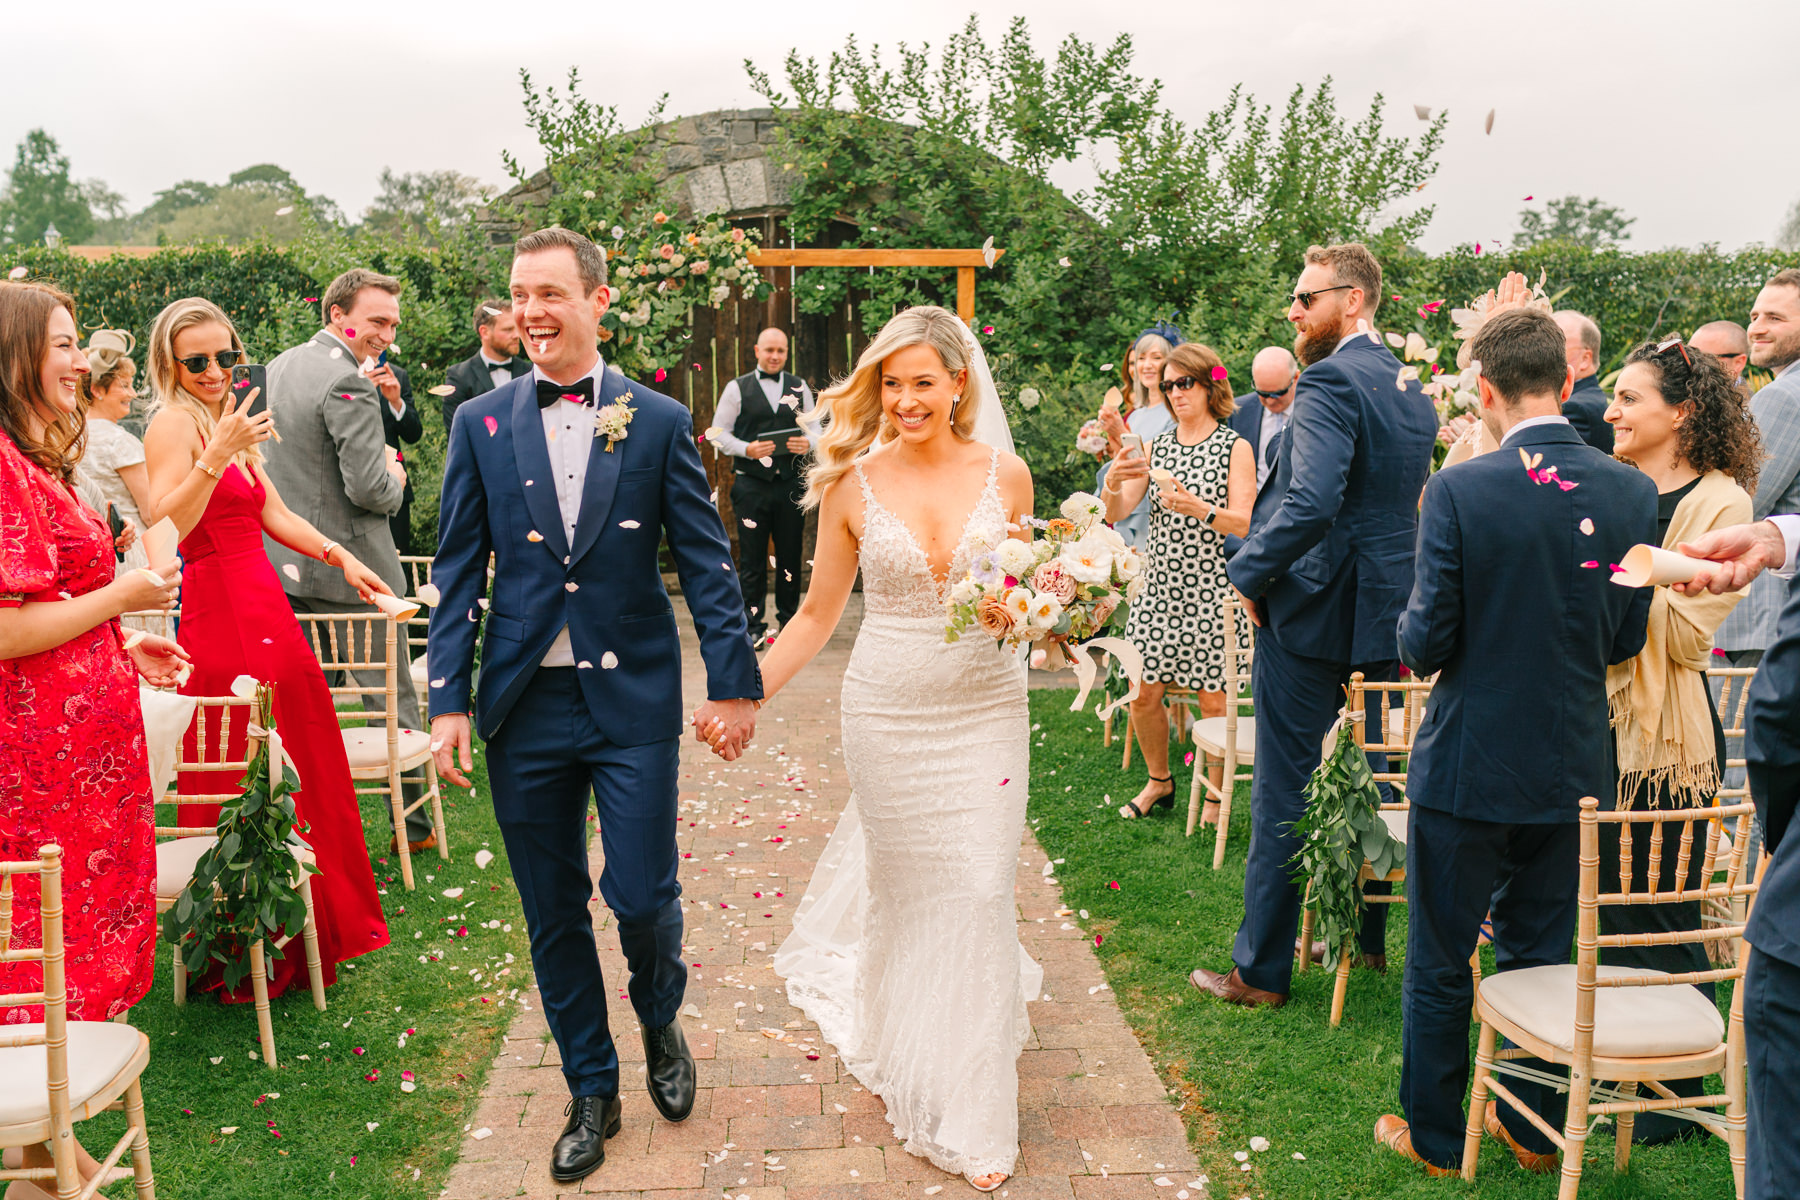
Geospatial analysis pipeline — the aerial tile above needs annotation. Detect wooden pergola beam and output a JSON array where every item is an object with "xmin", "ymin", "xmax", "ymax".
[{"xmin": 745, "ymin": 247, "xmax": 1004, "ymax": 323}]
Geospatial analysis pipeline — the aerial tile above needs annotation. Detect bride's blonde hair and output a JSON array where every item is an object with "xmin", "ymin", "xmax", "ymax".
[
  {"xmin": 147, "ymin": 297, "xmax": 262, "ymax": 468},
  {"xmin": 802, "ymin": 305, "xmax": 979, "ymax": 509}
]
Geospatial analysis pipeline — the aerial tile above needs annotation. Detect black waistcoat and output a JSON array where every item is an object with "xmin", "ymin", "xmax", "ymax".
[{"xmin": 730, "ymin": 371, "xmax": 807, "ymax": 481}]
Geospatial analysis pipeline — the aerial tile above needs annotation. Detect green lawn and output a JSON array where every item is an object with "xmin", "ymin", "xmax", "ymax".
[
  {"xmin": 78, "ymin": 745, "xmax": 535, "ymax": 1200},
  {"xmin": 1025, "ymin": 689, "xmax": 1738, "ymax": 1200}
]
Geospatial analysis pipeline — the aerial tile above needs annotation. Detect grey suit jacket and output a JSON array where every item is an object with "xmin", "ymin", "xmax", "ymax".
[
  {"xmin": 261, "ymin": 330, "xmax": 407, "ymax": 605},
  {"xmin": 1719, "ymin": 367, "xmax": 1800, "ymax": 651}
]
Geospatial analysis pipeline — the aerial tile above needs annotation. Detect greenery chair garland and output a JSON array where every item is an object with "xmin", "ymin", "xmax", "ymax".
[{"xmin": 1289, "ymin": 714, "xmax": 1403, "ymax": 971}]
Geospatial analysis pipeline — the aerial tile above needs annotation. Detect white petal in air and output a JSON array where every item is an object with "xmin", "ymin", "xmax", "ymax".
[
  {"xmin": 1414, "ymin": 104, "xmax": 1432, "ymax": 120},
  {"xmin": 578, "ymin": 660, "xmax": 593, "ymax": 669},
  {"xmin": 758, "ymin": 457, "xmax": 773, "ymax": 468},
  {"xmin": 527, "ymin": 530, "xmax": 544, "ymax": 542},
  {"xmin": 1580, "ymin": 518, "xmax": 1595, "ymax": 535},
  {"xmin": 121, "ymin": 630, "xmax": 146, "ymax": 651},
  {"xmin": 742, "ymin": 519, "xmax": 758, "ymax": 529},
  {"xmin": 229, "ymin": 674, "xmax": 258, "ymax": 699},
  {"xmin": 981, "ymin": 235, "xmax": 997, "ymax": 268},
  {"xmin": 601, "ymin": 652, "xmax": 619, "ymax": 669},
  {"xmin": 275, "ymin": 205, "xmax": 295, "ymax": 216},
  {"xmin": 1485, "ymin": 108, "xmax": 1496, "ymax": 134},
  {"xmin": 282, "ymin": 563, "xmax": 301, "ymax": 582},
  {"xmin": 428, "ymin": 384, "xmax": 457, "ymax": 397},
  {"xmin": 329, "ymin": 347, "xmax": 342, "ymax": 360},
  {"xmin": 565, "ymin": 582, "xmax": 579, "ymax": 592},
  {"xmin": 618, "ymin": 520, "xmax": 640, "ymax": 529},
  {"xmin": 416, "ymin": 583, "xmax": 442, "ymax": 607}
]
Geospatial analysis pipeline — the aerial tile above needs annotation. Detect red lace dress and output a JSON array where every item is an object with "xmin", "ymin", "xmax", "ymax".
[
  {"xmin": 0, "ymin": 433, "xmax": 156, "ymax": 1022},
  {"xmin": 176, "ymin": 458, "xmax": 389, "ymax": 1000}
]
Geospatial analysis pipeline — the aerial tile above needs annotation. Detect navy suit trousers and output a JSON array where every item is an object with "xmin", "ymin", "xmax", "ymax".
[
  {"xmin": 1746, "ymin": 947, "xmax": 1800, "ymax": 1198},
  {"xmin": 1231, "ymin": 633, "xmax": 1394, "ymax": 995},
  {"xmin": 486, "ymin": 667, "xmax": 687, "ymax": 1098},
  {"xmin": 1401, "ymin": 805, "xmax": 1578, "ymax": 1167}
]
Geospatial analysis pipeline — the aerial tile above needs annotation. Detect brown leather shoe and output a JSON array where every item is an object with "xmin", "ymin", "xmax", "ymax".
[
  {"xmin": 1485, "ymin": 1108, "xmax": 1560, "ymax": 1173},
  {"xmin": 389, "ymin": 832, "xmax": 438, "ymax": 856},
  {"xmin": 1294, "ymin": 940, "xmax": 1388, "ymax": 973},
  {"xmin": 1188, "ymin": 966, "xmax": 1287, "ymax": 1009},
  {"xmin": 1374, "ymin": 1115, "xmax": 1457, "ymax": 1178}
]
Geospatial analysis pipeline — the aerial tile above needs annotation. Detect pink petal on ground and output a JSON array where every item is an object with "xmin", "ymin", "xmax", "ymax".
[
  {"xmin": 1108, "ymin": 881, "xmax": 1121, "ymax": 890},
  {"xmin": 1095, "ymin": 934, "xmax": 1104, "ymax": 946},
  {"xmin": 1000, "ymin": 778, "xmax": 1010, "ymax": 786},
  {"xmin": 1184, "ymin": 751, "xmax": 1195, "ymax": 765}
]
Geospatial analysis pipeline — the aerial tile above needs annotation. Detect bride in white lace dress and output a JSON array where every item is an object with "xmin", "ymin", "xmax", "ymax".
[{"xmin": 755, "ymin": 306, "xmax": 1041, "ymax": 1191}]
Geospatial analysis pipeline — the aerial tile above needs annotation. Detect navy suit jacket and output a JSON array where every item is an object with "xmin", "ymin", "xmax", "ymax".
[
  {"xmin": 1563, "ymin": 374, "xmax": 1614, "ymax": 455},
  {"xmin": 1226, "ymin": 334, "xmax": 1438, "ymax": 663},
  {"xmin": 1747, "ymin": 570, "xmax": 1800, "ymax": 967},
  {"xmin": 1399, "ymin": 424, "xmax": 1656, "ymax": 823},
  {"xmin": 1228, "ymin": 395, "xmax": 1264, "ymax": 447},
  {"xmin": 427, "ymin": 368, "xmax": 761, "ymax": 743}
]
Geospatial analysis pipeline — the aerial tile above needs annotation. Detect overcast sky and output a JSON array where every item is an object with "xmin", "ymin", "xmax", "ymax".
[{"xmin": 9, "ymin": 0, "xmax": 1793, "ymax": 253}]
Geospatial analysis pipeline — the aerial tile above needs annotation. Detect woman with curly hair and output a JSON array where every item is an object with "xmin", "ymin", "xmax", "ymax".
[{"xmin": 1601, "ymin": 334, "xmax": 1761, "ymax": 1143}]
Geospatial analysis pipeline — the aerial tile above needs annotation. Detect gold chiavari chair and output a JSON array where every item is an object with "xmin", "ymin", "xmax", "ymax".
[
  {"xmin": 1706, "ymin": 664, "xmax": 1758, "ymax": 958},
  {"xmin": 1462, "ymin": 794, "xmax": 1757, "ymax": 1198},
  {"xmin": 0, "ymin": 845, "xmax": 156, "ymax": 1200},
  {"xmin": 156, "ymin": 694, "xmax": 325, "ymax": 1069},
  {"xmin": 1191, "ymin": 594, "xmax": 1257, "ymax": 863},
  {"xmin": 295, "ymin": 612, "xmax": 447, "ymax": 889},
  {"xmin": 397, "ymin": 555, "xmax": 435, "ymax": 714}
]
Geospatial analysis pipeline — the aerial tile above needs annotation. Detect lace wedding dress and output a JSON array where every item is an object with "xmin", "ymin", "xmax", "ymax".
[{"xmin": 775, "ymin": 446, "xmax": 1042, "ymax": 1181}]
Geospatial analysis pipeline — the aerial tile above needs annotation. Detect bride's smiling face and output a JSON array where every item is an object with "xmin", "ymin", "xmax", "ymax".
[{"xmin": 880, "ymin": 343, "xmax": 968, "ymax": 444}]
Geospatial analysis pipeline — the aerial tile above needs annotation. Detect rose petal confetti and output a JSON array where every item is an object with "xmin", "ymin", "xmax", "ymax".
[
  {"xmin": 601, "ymin": 652, "xmax": 619, "ymax": 669},
  {"xmin": 7, "ymin": 266, "xmax": 28, "ymax": 280},
  {"xmin": 470, "ymin": 1128, "xmax": 492, "ymax": 1141},
  {"xmin": 982, "ymin": 236, "xmax": 997, "ymax": 268},
  {"xmin": 1581, "ymin": 561, "xmax": 1600, "ymax": 569},
  {"xmin": 527, "ymin": 530, "xmax": 544, "ymax": 542},
  {"xmin": 1250, "ymin": 1136, "xmax": 1270, "ymax": 1152},
  {"xmin": 282, "ymin": 563, "xmax": 301, "ymax": 582},
  {"xmin": 483, "ymin": 416, "xmax": 498, "ymax": 437},
  {"xmin": 442, "ymin": 887, "xmax": 464, "ymax": 899},
  {"xmin": 1579, "ymin": 518, "xmax": 1594, "ymax": 535},
  {"xmin": 618, "ymin": 520, "xmax": 640, "ymax": 529},
  {"xmin": 416, "ymin": 583, "xmax": 441, "ymax": 607},
  {"xmin": 474, "ymin": 849, "xmax": 494, "ymax": 869}
]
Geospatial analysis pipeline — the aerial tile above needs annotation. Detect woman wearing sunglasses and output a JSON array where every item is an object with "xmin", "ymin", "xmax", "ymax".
[
  {"xmin": 1101, "ymin": 342, "xmax": 1256, "ymax": 820},
  {"xmin": 1595, "ymin": 336, "xmax": 1760, "ymax": 1142},
  {"xmin": 142, "ymin": 297, "xmax": 392, "ymax": 1004}
]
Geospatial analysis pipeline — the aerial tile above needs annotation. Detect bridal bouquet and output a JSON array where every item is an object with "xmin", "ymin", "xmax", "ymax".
[
  {"xmin": 943, "ymin": 492, "xmax": 1145, "ymax": 718},
  {"xmin": 1066, "ymin": 418, "xmax": 1110, "ymax": 464}
]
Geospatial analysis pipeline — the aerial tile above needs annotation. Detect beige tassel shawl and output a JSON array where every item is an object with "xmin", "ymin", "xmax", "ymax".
[{"xmin": 1605, "ymin": 469, "xmax": 1751, "ymax": 807}]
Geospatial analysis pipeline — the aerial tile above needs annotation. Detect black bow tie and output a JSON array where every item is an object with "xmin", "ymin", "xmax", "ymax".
[
  {"xmin": 486, "ymin": 358, "xmax": 513, "ymax": 369},
  {"xmin": 757, "ymin": 370, "xmax": 782, "ymax": 381},
  {"xmin": 536, "ymin": 377, "xmax": 595, "ymax": 408}
]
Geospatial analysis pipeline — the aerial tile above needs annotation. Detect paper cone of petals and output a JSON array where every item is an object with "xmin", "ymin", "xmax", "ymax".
[
  {"xmin": 1610, "ymin": 543, "xmax": 1703, "ymax": 588},
  {"xmin": 371, "ymin": 592, "xmax": 422, "ymax": 622}
]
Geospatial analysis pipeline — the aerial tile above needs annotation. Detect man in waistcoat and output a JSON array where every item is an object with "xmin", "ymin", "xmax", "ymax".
[{"xmin": 711, "ymin": 328, "xmax": 816, "ymax": 643}]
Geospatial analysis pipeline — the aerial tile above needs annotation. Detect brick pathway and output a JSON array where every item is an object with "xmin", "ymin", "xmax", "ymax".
[{"xmin": 444, "ymin": 597, "xmax": 1197, "ymax": 1200}]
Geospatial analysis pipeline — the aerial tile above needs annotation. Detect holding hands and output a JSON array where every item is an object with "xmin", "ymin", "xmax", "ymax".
[{"xmin": 692, "ymin": 698, "xmax": 758, "ymax": 761}]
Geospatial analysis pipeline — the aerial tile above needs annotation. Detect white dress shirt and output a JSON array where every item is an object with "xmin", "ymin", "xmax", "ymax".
[
  {"xmin": 1769, "ymin": 513, "xmax": 1800, "ymax": 579},
  {"xmin": 481, "ymin": 351, "xmax": 516, "ymax": 392},
  {"xmin": 712, "ymin": 372, "xmax": 817, "ymax": 457},
  {"xmin": 533, "ymin": 356, "xmax": 604, "ymax": 668},
  {"xmin": 1500, "ymin": 413, "xmax": 1571, "ymax": 445},
  {"xmin": 1255, "ymin": 408, "xmax": 1288, "ymax": 488}
]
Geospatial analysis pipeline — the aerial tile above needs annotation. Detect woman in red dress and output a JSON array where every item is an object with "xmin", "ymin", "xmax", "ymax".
[
  {"xmin": 0, "ymin": 280, "xmax": 187, "ymax": 1024},
  {"xmin": 142, "ymin": 298, "xmax": 391, "ymax": 1000}
]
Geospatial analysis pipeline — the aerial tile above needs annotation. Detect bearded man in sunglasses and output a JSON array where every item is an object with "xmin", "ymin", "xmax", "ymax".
[{"xmin": 1188, "ymin": 242, "xmax": 1438, "ymax": 1011}]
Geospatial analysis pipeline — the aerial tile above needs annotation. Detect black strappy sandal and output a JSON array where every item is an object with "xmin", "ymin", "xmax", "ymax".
[{"xmin": 1119, "ymin": 775, "xmax": 1175, "ymax": 819}]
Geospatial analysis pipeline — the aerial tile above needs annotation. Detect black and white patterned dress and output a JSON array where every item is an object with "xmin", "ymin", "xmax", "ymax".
[{"xmin": 1125, "ymin": 423, "xmax": 1240, "ymax": 690}]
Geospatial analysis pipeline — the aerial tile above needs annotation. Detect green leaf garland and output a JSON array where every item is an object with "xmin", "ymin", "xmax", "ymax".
[{"xmin": 1288, "ymin": 717, "xmax": 1403, "ymax": 970}]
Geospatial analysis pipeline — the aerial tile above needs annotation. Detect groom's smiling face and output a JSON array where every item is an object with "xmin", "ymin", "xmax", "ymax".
[{"xmin": 511, "ymin": 247, "xmax": 611, "ymax": 383}]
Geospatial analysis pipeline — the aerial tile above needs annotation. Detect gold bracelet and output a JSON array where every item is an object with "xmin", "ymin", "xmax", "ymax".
[{"xmin": 194, "ymin": 459, "xmax": 221, "ymax": 480}]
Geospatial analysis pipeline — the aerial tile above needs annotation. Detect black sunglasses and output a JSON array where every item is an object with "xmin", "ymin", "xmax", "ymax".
[
  {"xmin": 174, "ymin": 350, "xmax": 244, "ymax": 373},
  {"xmin": 1291, "ymin": 285, "xmax": 1352, "ymax": 311},
  {"xmin": 1254, "ymin": 382, "xmax": 1292, "ymax": 400},
  {"xmin": 1159, "ymin": 375, "xmax": 1203, "ymax": 395}
]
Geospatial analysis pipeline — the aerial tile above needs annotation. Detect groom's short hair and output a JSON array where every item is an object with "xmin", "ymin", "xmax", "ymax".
[
  {"xmin": 514, "ymin": 226, "xmax": 608, "ymax": 297},
  {"xmin": 1469, "ymin": 308, "xmax": 1569, "ymax": 406}
]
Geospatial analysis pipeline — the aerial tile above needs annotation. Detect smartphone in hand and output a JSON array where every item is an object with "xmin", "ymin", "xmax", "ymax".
[
  {"xmin": 1120, "ymin": 432, "xmax": 1144, "ymax": 459},
  {"xmin": 230, "ymin": 363, "xmax": 268, "ymax": 418}
]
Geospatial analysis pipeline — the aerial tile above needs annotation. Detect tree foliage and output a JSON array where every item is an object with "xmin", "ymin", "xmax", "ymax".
[
  {"xmin": 0, "ymin": 129, "xmax": 94, "ymax": 245},
  {"xmin": 362, "ymin": 168, "xmax": 490, "ymax": 243},
  {"xmin": 1514, "ymin": 194, "xmax": 1636, "ymax": 250}
]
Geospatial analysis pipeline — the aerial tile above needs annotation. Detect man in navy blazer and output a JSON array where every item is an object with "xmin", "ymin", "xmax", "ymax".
[
  {"xmin": 1190, "ymin": 244, "xmax": 1438, "ymax": 1009},
  {"xmin": 428, "ymin": 228, "xmax": 762, "ymax": 1183},
  {"xmin": 1665, "ymin": 510, "xmax": 1800, "ymax": 1197},
  {"xmin": 1228, "ymin": 346, "xmax": 1297, "ymax": 491},
  {"xmin": 1374, "ymin": 305, "xmax": 1656, "ymax": 1175}
]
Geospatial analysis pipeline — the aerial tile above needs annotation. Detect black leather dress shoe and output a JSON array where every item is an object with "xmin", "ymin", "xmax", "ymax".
[
  {"xmin": 641, "ymin": 1019, "xmax": 696, "ymax": 1122},
  {"xmin": 550, "ymin": 1094, "xmax": 622, "ymax": 1183}
]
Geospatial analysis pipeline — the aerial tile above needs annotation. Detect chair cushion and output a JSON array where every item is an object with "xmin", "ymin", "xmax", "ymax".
[
  {"xmin": 155, "ymin": 836, "xmax": 217, "ymax": 900},
  {"xmin": 1378, "ymin": 808, "xmax": 1409, "ymax": 845},
  {"xmin": 1479, "ymin": 964, "xmax": 1725, "ymax": 1058},
  {"xmin": 0, "ymin": 1021, "xmax": 146, "ymax": 1126},
  {"xmin": 1192, "ymin": 716, "xmax": 1255, "ymax": 760},
  {"xmin": 342, "ymin": 726, "xmax": 433, "ymax": 769},
  {"xmin": 410, "ymin": 655, "xmax": 429, "ymax": 690}
]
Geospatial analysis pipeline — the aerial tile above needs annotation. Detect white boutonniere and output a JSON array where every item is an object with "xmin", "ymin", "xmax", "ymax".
[{"xmin": 595, "ymin": 394, "xmax": 634, "ymax": 453}]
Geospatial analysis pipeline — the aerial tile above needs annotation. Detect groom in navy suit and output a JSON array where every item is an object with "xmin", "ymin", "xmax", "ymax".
[
  {"xmin": 429, "ymin": 227, "xmax": 762, "ymax": 1183},
  {"xmin": 1376, "ymin": 305, "xmax": 1655, "ymax": 1174},
  {"xmin": 1190, "ymin": 243, "xmax": 1438, "ymax": 1008}
]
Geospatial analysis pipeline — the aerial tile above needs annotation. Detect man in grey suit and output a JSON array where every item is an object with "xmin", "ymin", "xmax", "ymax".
[
  {"xmin": 1716, "ymin": 269, "xmax": 1800, "ymax": 671},
  {"xmin": 263, "ymin": 267, "xmax": 433, "ymax": 848}
]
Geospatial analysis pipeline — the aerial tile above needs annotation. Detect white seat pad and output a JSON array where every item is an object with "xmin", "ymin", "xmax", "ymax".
[
  {"xmin": 410, "ymin": 656, "xmax": 429, "ymax": 690},
  {"xmin": 1480, "ymin": 964, "xmax": 1725, "ymax": 1058},
  {"xmin": 0, "ymin": 1022, "xmax": 145, "ymax": 1125},
  {"xmin": 1192, "ymin": 716, "xmax": 1255, "ymax": 759},
  {"xmin": 342, "ymin": 726, "xmax": 432, "ymax": 769},
  {"xmin": 155, "ymin": 836, "xmax": 217, "ymax": 900}
]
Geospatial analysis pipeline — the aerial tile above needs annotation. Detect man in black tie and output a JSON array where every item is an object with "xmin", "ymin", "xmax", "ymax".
[
  {"xmin": 382, "ymin": 360, "xmax": 423, "ymax": 553},
  {"xmin": 711, "ymin": 328, "xmax": 816, "ymax": 643},
  {"xmin": 1553, "ymin": 310, "xmax": 1614, "ymax": 453},
  {"xmin": 1228, "ymin": 346, "xmax": 1296, "ymax": 491},
  {"xmin": 439, "ymin": 300, "xmax": 531, "ymax": 432}
]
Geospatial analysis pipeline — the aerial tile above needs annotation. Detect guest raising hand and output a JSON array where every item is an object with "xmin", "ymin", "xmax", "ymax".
[
  {"xmin": 1102, "ymin": 342, "xmax": 1254, "ymax": 820},
  {"xmin": 142, "ymin": 297, "xmax": 391, "ymax": 1003}
]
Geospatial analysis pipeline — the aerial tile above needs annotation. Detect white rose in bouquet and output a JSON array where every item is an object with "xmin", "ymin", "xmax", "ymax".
[
  {"xmin": 948, "ymin": 575, "xmax": 982, "ymax": 607},
  {"xmin": 1060, "ymin": 491, "xmax": 1106, "ymax": 529},
  {"xmin": 996, "ymin": 538, "xmax": 1039, "ymax": 579},
  {"xmin": 1062, "ymin": 535, "xmax": 1115, "ymax": 585},
  {"xmin": 1113, "ymin": 545, "xmax": 1144, "ymax": 581}
]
